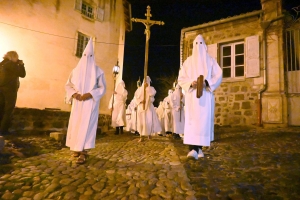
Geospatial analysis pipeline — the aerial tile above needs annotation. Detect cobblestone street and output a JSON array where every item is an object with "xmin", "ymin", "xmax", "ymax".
[{"xmin": 0, "ymin": 127, "xmax": 300, "ymax": 199}]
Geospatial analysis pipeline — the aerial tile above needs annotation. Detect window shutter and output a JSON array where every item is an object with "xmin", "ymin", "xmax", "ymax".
[
  {"xmin": 245, "ymin": 35, "xmax": 260, "ymax": 78},
  {"xmin": 207, "ymin": 43, "xmax": 218, "ymax": 61},
  {"xmin": 97, "ymin": 7, "xmax": 104, "ymax": 21},
  {"xmin": 123, "ymin": 0, "xmax": 132, "ymax": 32},
  {"xmin": 75, "ymin": 0, "xmax": 82, "ymax": 11}
]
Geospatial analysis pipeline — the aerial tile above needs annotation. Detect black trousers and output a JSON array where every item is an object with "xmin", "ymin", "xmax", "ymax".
[
  {"xmin": 115, "ymin": 126, "xmax": 123, "ymax": 134},
  {"xmin": 189, "ymin": 145, "xmax": 203, "ymax": 153},
  {"xmin": 0, "ymin": 88, "xmax": 17, "ymax": 133}
]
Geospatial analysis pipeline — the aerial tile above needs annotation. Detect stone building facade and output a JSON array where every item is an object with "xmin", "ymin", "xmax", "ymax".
[
  {"xmin": 180, "ymin": 0, "xmax": 300, "ymax": 127},
  {"xmin": 0, "ymin": 0, "xmax": 131, "ymax": 115}
]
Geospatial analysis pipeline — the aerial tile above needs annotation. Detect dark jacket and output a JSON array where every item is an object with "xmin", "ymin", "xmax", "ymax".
[{"xmin": 0, "ymin": 59, "xmax": 26, "ymax": 90}]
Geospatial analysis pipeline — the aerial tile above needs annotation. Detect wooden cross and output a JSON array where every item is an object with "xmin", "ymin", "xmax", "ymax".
[{"xmin": 132, "ymin": 5, "xmax": 164, "ymax": 110}]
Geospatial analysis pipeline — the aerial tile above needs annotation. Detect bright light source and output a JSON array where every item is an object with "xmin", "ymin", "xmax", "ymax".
[{"xmin": 112, "ymin": 61, "xmax": 120, "ymax": 75}]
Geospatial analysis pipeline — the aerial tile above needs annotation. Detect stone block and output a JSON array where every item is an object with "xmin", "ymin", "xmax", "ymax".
[
  {"xmin": 230, "ymin": 117, "xmax": 241, "ymax": 125},
  {"xmin": 52, "ymin": 121, "xmax": 65, "ymax": 128},
  {"xmin": 241, "ymin": 86, "xmax": 247, "ymax": 92},
  {"xmin": 232, "ymin": 103, "xmax": 240, "ymax": 110},
  {"xmin": 0, "ymin": 136, "xmax": 5, "ymax": 152},
  {"xmin": 219, "ymin": 97, "xmax": 225, "ymax": 101},
  {"xmin": 242, "ymin": 102, "xmax": 251, "ymax": 109},
  {"xmin": 50, "ymin": 132, "xmax": 66, "ymax": 141},
  {"xmin": 231, "ymin": 86, "xmax": 240, "ymax": 92},
  {"xmin": 235, "ymin": 94, "xmax": 244, "ymax": 101},
  {"xmin": 244, "ymin": 110, "xmax": 253, "ymax": 116},
  {"xmin": 33, "ymin": 121, "xmax": 45, "ymax": 128},
  {"xmin": 234, "ymin": 111, "xmax": 241, "ymax": 115}
]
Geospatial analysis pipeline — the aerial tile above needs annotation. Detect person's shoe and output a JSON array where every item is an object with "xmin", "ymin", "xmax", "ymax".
[
  {"xmin": 134, "ymin": 131, "xmax": 140, "ymax": 136},
  {"xmin": 119, "ymin": 127, "xmax": 124, "ymax": 134},
  {"xmin": 72, "ymin": 152, "xmax": 80, "ymax": 157},
  {"xmin": 158, "ymin": 134, "xmax": 163, "ymax": 136},
  {"xmin": 114, "ymin": 128, "xmax": 119, "ymax": 135},
  {"xmin": 76, "ymin": 152, "xmax": 88, "ymax": 164},
  {"xmin": 173, "ymin": 133, "xmax": 181, "ymax": 139},
  {"xmin": 198, "ymin": 149, "xmax": 204, "ymax": 158},
  {"xmin": 187, "ymin": 150, "xmax": 198, "ymax": 160}
]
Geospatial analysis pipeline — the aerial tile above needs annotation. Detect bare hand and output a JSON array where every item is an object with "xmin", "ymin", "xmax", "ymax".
[
  {"xmin": 80, "ymin": 93, "xmax": 92, "ymax": 101},
  {"xmin": 114, "ymin": 91, "xmax": 117, "ymax": 94},
  {"xmin": 72, "ymin": 93, "xmax": 81, "ymax": 101},
  {"xmin": 191, "ymin": 81, "xmax": 197, "ymax": 89}
]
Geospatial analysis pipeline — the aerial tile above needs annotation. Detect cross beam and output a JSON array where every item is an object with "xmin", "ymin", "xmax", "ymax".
[{"xmin": 131, "ymin": 5, "xmax": 164, "ymax": 110}]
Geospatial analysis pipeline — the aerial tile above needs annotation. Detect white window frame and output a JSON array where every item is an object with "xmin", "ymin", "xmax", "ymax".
[
  {"xmin": 76, "ymin": 32, "xmax": 90, "ymax": 58},
  {"xmin": 220, "ymin": 41, "xmax": 245, "ymax": 79},
  {"xmin": 81, "ymin": 1, "xmax": 94, "ymax": 19},
  {"xmin": 75, "ymin": 0, "xmax": 105, "ymax": 22}
]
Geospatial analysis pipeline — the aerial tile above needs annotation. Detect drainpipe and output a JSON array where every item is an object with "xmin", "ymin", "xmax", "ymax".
[{"xmin": 257, "ymin": 15, "xmax": 285, "ymax": 126}]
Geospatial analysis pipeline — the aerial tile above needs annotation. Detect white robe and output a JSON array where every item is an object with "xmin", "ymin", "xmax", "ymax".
[
  {"xmin": 65, "ymin": 68, "xmax": 106, "ymax": 151},
  {"xmin": 108, "ymin": 82, "xmax": 127, "ymax": 127},
  {"xmin": 134, "ymin": 85, "xmax": 162, "ymax": 136},
  {"xmin": 129, "ymin": 98, "xmax": 139, "ymax": 132},
  {"xmin": 65, "ymin": 38, "xmax": 106, "ymax": 152},
  {"xmin": 156, "ymin": 102, "xmax": 165, "ymax": 136},
  {"xmin": 170, "ymin": 91, "xmax": 185, "ymax": 134},
  {"xmin": 163, "ymin": 95, "xmax": 173, "ymax": 132},
  {"xmin": 178, "ymin": 56, "xmax": 222, "ymax": 146},
  {"xmin": 125, "ymin": 105, "xmax": 132, "ymax": 131}
]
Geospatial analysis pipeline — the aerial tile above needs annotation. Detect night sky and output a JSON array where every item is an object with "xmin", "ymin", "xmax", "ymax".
[{"xmin": 123, "ymin": 0, "xmax": 299, "ymax": 106}]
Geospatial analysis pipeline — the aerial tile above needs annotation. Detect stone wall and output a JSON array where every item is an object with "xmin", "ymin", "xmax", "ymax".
[
  {"xmin": 214, "ymin": 80, "xmax": 258, "ymax": 126},
  {"xmin": 182, "ymin": 15, "xmax": 262, "ymax": 127},
  {"xmin": 10, "ymin": 108, "xmax": 111, "ymax": 133}
]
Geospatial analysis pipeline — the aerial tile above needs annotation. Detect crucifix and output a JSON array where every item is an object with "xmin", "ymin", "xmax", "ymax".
[{"xmin": 132, "ymin": 5, "xmax": 164, "ymax": 110}]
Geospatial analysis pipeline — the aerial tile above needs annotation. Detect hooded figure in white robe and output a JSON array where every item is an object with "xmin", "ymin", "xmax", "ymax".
[
  {"xmin": 125, "ymin": 104, "xmax": 132, "ymax": 132},
  {"xmin": 65, "ymin": 38, "xmax": 106, "ymax": 163},
  {"xmin": 170, "ymin": 84, "xmax": 185, "ymax": 138},
  {"xmin": 128, "ymin": 97, "xmax": 139, "ymax": 135},
  {"xmin": 178, "ymin": 34, "xmax": 222, "ymax": 160},
  {"xmin": 163, "ymin": 89, "xmax": 173, "ymax": 134},
  {"xmin": 108, "ymin": 80, "xmax": 127, "ymax": 134},
  {"xmin": 156, "ymin": 101, "xmax": 165, "ymax": 136},
  {"xmin": 134, "ymin": 76, "xmax": 161, "ymax": 141}
]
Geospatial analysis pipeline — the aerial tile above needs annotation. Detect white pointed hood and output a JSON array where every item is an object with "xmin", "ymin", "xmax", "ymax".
[
  {"xmin": 115, "ymin": 80, "xmax": 126, "ymax": 94},
  {"xmin": 72, "ymin": 38, "xmax": 97, "ymax": 94},
  {"xmin": 191, "ymin": 34, "xmax": 211, "ymax": 79},
  {"xmin": 173, "ymin": 84, "xmax": 182, "ymax": 100},
  {"xmin": 136, "ymin": 76, "xmax": 151, "ymax": 99}
]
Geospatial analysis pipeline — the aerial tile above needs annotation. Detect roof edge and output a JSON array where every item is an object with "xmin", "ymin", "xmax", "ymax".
[{"xmin": 181, "ymin": 10, "xmax": 263, "ymax": 33}]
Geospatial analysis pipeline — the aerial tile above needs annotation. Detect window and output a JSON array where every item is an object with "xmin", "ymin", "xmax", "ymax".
[
  {"xmin": 81, "ymin": 2, "xmax": 94, "ymax": 19},
  {"xmin": 75, "ymin": 0, "xmax": 104, "ymax": 21},
  {"xmin": 221, "ymin": 42, "xmax": 245, "ymax": 78},
  {"xmin": 123, "ymin": 0, "xmax": 132, "ymax": 32},
  {"xmin": 76, "ymin": 32, "xmax": 89, "ymax": 57},
  {"xmin": 286, "ymin": 29, "xmax": 300, "ymax": 71}
]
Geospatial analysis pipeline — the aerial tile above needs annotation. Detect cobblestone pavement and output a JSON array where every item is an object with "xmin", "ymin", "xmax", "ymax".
[{"xmin": 0, "ymin": 127, "xmax": 300, "ymax": 200}]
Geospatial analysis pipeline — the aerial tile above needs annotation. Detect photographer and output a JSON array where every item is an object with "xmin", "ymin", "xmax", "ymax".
[{"xmin": 0, "ymin": 51, "xmax": 26, "ymax": 135}]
